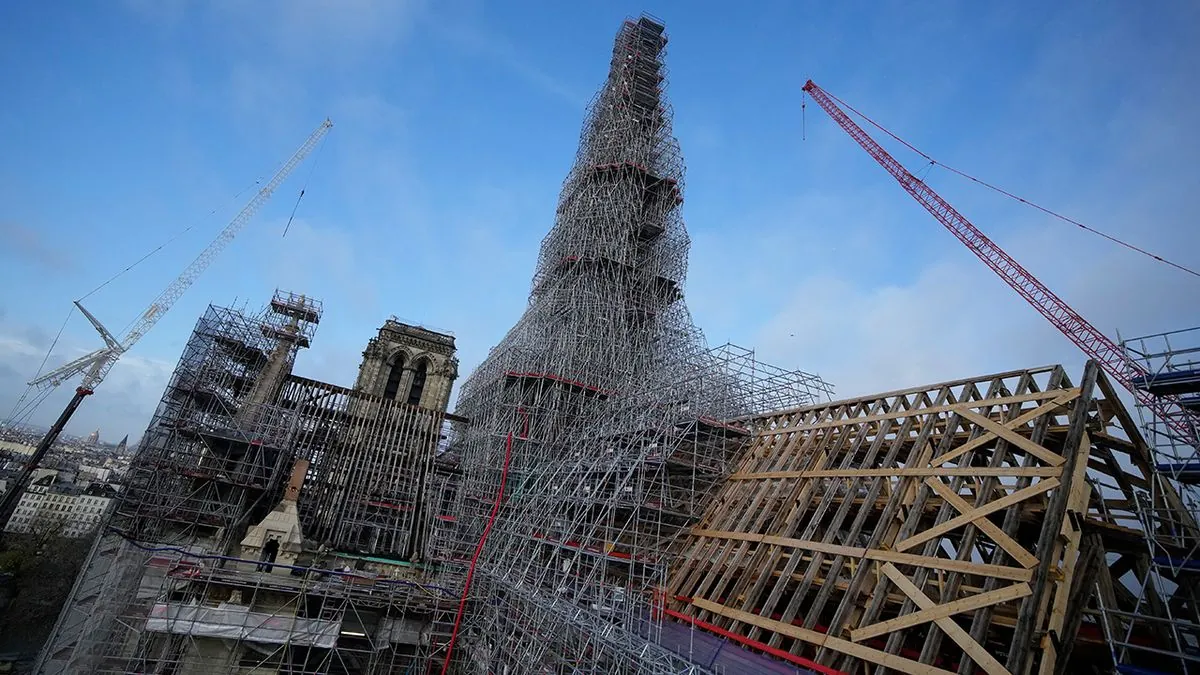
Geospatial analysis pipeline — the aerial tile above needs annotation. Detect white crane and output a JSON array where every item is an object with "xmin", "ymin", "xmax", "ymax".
[{"xmin": 0, "ymin": 118, "xmax": 333, "ymax": 533}]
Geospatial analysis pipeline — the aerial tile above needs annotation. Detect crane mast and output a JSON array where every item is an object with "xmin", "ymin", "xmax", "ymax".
[
  {"xmin": 0, "ymin": 118, "xmax": 333, "ymax": 536},
  {"xmin": 800, "ymin": 79, "xmax": 1199, "ymax": 451}
]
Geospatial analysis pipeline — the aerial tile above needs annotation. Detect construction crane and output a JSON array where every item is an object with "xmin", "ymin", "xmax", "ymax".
[
  {"xmin": 800, "ymin": 79, "xmax": 1199, "ymax": 456},
  {"xmin": 0, "ymin": 118, "xmax": 333, "ymax": 534}
]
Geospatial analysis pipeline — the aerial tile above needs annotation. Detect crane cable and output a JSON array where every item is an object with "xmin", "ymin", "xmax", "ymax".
[
  {"xmin": 801, "ymin": 89, "xmax": 807, "ymax": 141},
  {"xmin": 2, "ymin": 308, "xmax": 78, "ymax": 429},
  {"xmin": 4, "ymin": 176, "xmax": 270, "ymax": 430},
  {"xmin": 78, "ymin": 178, "xmax": 265, "ymax": 304},
  {"xmin": 283, "ymin": 131, "xmax": 329, "ymax": 238},
  {"xmin": 10, "ymin": 127, "xmax": 331, "ymax": 426},
  {"xmin": 821, "ymin": 88, "xmax": 1200, "ymax": 280}
]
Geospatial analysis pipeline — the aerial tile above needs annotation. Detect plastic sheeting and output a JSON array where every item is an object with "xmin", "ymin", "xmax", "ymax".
[{"xmin": 144, "ymin": 602, "xmax": 341, "ymax": 648}]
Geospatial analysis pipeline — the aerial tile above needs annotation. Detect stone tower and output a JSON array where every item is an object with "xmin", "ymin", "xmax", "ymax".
[{"xmin": 353, "ymin": 318, "xmax": 458, "ymax": 412}]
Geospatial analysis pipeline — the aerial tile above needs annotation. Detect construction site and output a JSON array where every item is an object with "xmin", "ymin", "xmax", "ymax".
[{"xmin": 2, "ymin": 12, "xmax": 1198, "ymax": 675}]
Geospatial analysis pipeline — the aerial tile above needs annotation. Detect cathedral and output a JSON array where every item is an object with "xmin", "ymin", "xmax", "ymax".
[{"xmin": 38, "ymin": 291, "xmax": 463, "ymax": 675}]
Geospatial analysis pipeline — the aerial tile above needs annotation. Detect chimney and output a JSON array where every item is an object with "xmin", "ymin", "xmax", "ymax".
[{"xmin": 285, "ymin": 459, "xmax": 309, "ymax": 502}]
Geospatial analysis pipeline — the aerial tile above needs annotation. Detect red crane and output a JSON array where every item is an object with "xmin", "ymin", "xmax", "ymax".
[{"xmin": 801, "ymin": 79, "xmax": 1198, "ymax": 455}]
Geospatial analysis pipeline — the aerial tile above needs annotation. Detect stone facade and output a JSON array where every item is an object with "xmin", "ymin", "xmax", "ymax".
[
  {"xmin": 4, "ymin": 471, "xmax": 115, "ymax": 538},
  {"xmin": 238, "ymin": 460, "xmax": 308, "ymax": 573},
  {"xmin": 353, "ymin": 319, "xmax": 458, "ymax": 412}
]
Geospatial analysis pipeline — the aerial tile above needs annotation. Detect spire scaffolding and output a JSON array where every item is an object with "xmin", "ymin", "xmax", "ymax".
[{"xmin": 436, "ymin": 16, "xmax": 831, "ymax": 673}]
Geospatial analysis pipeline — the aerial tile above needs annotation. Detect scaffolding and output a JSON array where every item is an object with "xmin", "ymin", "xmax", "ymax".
[
  {"xmin": 37, "ymin": 291, "xmax": 462, "ymax": 675},
  {"xmin": 1100, "ymin": 327, "xmax": 1200, "ymax": 674},
  {"xmin": 435, "ymin": 15, "xmax": 832, "ymax": 673},
  {"xmin": 666, "ymin": 363, "xmax": 1200, "ymax": 675}
]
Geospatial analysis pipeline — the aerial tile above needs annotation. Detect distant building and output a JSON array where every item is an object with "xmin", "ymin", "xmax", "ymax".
[
  {"xmin": 76, "ymin": 464, "xmax": 112, "ymax": 483},
  {"xmin": 84, "ymin": 430, "xmax": 99, "ymax": 446},
  {"xmin": 0, "ymin": 440, "xmax": 35, "ymax": 473},
  {"xmin": 3, "ymin": 472, "xmax": 115, "ymax": 538}
]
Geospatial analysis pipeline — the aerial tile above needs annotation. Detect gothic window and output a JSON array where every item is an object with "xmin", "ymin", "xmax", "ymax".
[
  {"xmin": 407, "ymin": 359, "xmax": 428, "ymax": 406},
  {"xmin": 383, "ymin": 353, "xmax": 406, "ymax": 401}
]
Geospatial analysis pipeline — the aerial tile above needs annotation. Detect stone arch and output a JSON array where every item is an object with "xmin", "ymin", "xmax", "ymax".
[
  {"xmin": 406, "ymin": 357, "xmax": 430, "ymax": 407},
  {"xmin": 382, "ymin": 350, "xmax": 410, "ymax": 400}
]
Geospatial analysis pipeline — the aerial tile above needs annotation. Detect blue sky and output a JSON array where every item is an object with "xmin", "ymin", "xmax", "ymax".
[{"xmin": 1, "ymin": 1, "xmax": 1198, "ymax": 442}]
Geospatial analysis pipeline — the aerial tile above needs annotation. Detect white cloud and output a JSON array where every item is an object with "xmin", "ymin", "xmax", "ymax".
[
  {"xmin": 0, "ymin": 325, "xmax": 172, "ymax": 441},
  {"xmin": 686, "ymin": 166, "xmax": 1199, "ymax": 398},
  {"xmin": 261, "ymin": 0, "xmax": 423, "ymax": 56},
  {"xmin": 680, "ymin": 3, "xmax": 1200, "ymax": 403},
  {"xmin": 696, "ymin": 171, "xmax": 1199, "ymax": 403},
  {"xmin": 753, "ymin": 259, "xmax": 1066, "ymax": 398}
]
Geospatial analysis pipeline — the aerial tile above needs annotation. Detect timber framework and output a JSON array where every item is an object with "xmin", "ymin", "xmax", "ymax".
[{"xmin": 665, "ymin": 362, "xmax": 1199, "ymax": 675}]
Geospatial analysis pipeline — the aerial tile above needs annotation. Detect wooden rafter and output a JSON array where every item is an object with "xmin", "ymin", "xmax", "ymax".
[{"xmin": 665, "ymin": 363, "xmax": 1196, "ymax": 675}]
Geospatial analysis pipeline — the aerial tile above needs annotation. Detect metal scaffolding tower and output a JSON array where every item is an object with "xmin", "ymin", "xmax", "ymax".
[
  {"xmin": 1102, "ymin": 327, "xmax": 1200, "ymax": 674},
  {"xmin": 37, "ymin": 292, "xmax": 462, "ymax": 675},
  {"xmin": 0, "ymin": 119, "xmax": 332, "ymax": 537},
  {"xmin": 435, "ymin": 16, "xmax": 831, "ymax": 674}
]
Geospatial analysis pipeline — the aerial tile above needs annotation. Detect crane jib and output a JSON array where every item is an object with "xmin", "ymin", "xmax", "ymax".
[
  {"xmin": 801, "ymin": 80, "xmax": 1197, "ymax": 447},
  {"xmin": 0, "ymin": 118, "xmax": 333, "ymax": 538}
]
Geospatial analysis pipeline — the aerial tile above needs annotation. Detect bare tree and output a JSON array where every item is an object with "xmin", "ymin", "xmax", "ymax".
[{"xmin": 0, "ymin": 510, "xmax": 94, "ymax": 662}]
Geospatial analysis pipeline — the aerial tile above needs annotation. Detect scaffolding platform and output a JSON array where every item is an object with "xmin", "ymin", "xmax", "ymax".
[
  {"xmin": 1131, "ymin": 368, "xmax": 1200, "ymax": 397},
  {"xmin": 545, "ymin": 255, "xmax": 683, "ymax": 302},
  {"xmin": 1117, "ymin": 666, "xmax": 1178, "ymax": 675},
  {"xmin": 503, "ymin": 370, "xmax": 612, "ymax": 398},
  {"xmin": 269, "ymin": 290, "xmax": 322, "ymax": 324},
  {"xmin": 1151, "ymin": 556, "xmax": 1200, "ymax": 572},
  {"xmin": 1154, "ymin": 462, "xmax": 1200, "ymax": 484},
  {"xmin": 589, "ymin": 160, "xmax": 682, "ymax": 207}
]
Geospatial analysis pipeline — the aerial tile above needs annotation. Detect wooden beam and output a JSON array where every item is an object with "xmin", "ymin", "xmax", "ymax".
[
  {"xmin": 728, "ymin": 466, "xmax": 1061, "ymax": 481},
  {"xmin": 930, "ymin": 390, "xmax": 1079, "ymax": 466},
  {"xmin": 690, "ymin": 529, "xmax": 1033, "ymax": 582},
  {"xmin": 1052, "ymin": 533, "xmax": 1104, "ymax": 675},
  {"xmin": 691, "ymin": 597, "xmax": 960, "ymax": 675},
  {"xmin": 879, "ymin": 563, "xmax": 1013, "ymax": 675},
  {"xmin": 849, "ymin": 579, "xmax": 1031, "ymax": 642},
  {"xmin": 1093, "ymin": 370, "xmax": 1150, "ymax": 456},
  {"xmin": 735, "ymin": 366, "xmax": 1062, "ymax": 422},
  {"xmin": 923, "ymin": 477, "xmax": 1041, "ymax": 569},
  {"xmin": 951, "ymin": 409, "xmax": 1065, "ymax": 467},
  {"xmin": 1008, "ymin": 361, "xmax": 1098, "ymax": 675},
  {"xmin": 761, "ymin": 390, "xmax": 1073, "ymax": 437},
  {"xmin": 1089, "ymin": 431, "xmax": 1137, "ymax": 454},
  {"xmin": 1038, "ymin": 431, "xmax": 1095, "ymax": 675},
  {"xmin": 894, "ymin": 478, "xmax": 1060, "ymax": 553}
]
